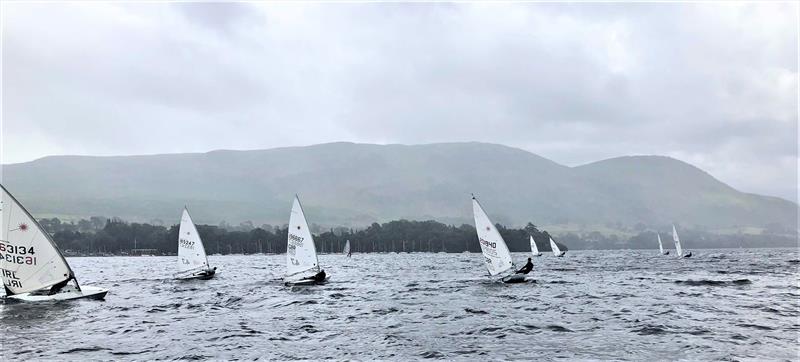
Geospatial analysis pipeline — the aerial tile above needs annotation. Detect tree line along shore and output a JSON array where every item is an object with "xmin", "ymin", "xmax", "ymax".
[{"xmin": 37, "ymin": 217, "xmax": 796, "ymax": 256}]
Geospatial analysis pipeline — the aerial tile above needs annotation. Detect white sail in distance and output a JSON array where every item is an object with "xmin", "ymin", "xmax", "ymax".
[
  {"xmin": 550, "ymin": 237, "xmax": 562, "ymax": 256},
  {"xmin": 672, "ymin": 225, "xmax": 683, "ymax": 256},
  {"xmin": 177, "ymin": 208, "xmax": 210, "ymax": 274},
  {"xmin": 286, "ymin": 196, "xmax": 320, "ymax": 280},
  {"xmin": 471, "ymin": 197, "xmax": 514, "ymax": 277},
  {"xmin": 530, "ymin": 236, "xmax": 540, "ymax": 256},
  {"xmin": 343, "ymin": 240, "xmax": 351, "ymax": 255},
  {"xmin": 658, "ymin": 233, "xmax": 664, "ymax": 254},
  {"xmin": 1, "ymin": 185, "xmax": 74, "ymax": 295}
]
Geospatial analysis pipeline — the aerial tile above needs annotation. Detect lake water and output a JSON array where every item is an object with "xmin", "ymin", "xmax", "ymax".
[{"xmin": 1, "ymin": 249, "xmax": 798, "ymax": 360}]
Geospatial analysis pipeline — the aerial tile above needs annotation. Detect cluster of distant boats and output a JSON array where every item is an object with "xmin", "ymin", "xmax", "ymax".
[{"xmin": 0, "ymin": 184, "xmax": 692, "ymax": 302}]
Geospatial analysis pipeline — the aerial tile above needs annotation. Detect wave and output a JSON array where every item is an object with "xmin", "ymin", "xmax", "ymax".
[{"xmin": 674, "ymin": 279, "xmax": 751, "ymax": 286}]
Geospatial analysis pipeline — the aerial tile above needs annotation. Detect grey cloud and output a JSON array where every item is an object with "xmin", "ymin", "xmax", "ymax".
[{"xmin": 1, "ymin": 2, "xmax": 797, "ymax": 201}]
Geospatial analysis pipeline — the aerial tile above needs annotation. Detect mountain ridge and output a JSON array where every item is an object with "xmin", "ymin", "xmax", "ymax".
[{"xmin": 1, "ymin": 142, "xmax": 796, "ymax": 229}]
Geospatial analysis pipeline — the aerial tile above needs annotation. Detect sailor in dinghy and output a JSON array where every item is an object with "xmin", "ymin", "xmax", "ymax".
[
  {"xmin": 175, "ymin": 207, "xmax": 216, "ymax": 280},
  {"xmin": 1, "ymin": 184, "xmax": 108, "ymax": 302},
  {"xmin": 471, "ymin": 195, "xmax": 534, "ymax": 284},
  {"xmin": 285, "ymin": 195, "xmax": 328, "ymax": 286}
]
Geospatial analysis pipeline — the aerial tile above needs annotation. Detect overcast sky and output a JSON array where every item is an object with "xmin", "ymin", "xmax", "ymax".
[{"xmin": 2, "ymin": 2, "xmax": 798, "ymax": 201}]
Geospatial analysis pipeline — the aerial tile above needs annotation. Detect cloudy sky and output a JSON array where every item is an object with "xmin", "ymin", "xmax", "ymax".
[{"xmin": 2, "ymin": 2, "xmax": 798, "ymax": 201}]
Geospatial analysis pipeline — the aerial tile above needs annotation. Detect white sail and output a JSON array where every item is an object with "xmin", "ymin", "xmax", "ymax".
[
  {"xmin": 550, "ymin": 237, "xmax": 562, "ymax": 256},
  {"xmin": 657, "ymin": 233, "xmax": 664, "ymax": 254},
  {"xmin": 1, "ymin": 185, "xmax": 74, "ymax": 295},
  {"xmin": 286, "ymin": 195, "xmax": 320, "ymax": 280},
  {"xmin": 343, "ymin": 240, "xmax": 351, "ymax": 255},
  {"xmin": 529, "ymin": 235, "xmax": 540, "ymax": 255},
  {"xmin": 177, "ymin": 208, "xmax": 210, "ymax": 274},
  {"xmin": 471, "ymin": 197, "xmax": 514, "ymax": 277},
  {"xmin": 672, "ymin": 224, "xmax": 683, "ymax": 256}
]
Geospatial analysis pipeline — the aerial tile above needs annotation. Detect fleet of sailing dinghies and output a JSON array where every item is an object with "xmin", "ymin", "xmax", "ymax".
[
  {"xmin": 0, "ymin": 185, "xmax": 108, "ymax": 302},
  {"xmin": 2, "ymin": 186, "xmax": 699, "ymax": 300},
  {"xmin": 550, "ymin": 237, "xmax": 566, "ymax": 257},
  {"xmin": 285, "ymin": 195, "xmax": 328, "ymax": 286},
  {"xmin": 657, "ymin": 233, "xmax": 669, "ymax": 255},
  {"xmin": 672, "ymin": 225, "xmax": 692, "ymax": 258},
  {"xmin": 530, "ymin": 235, "xmax": 542, "ymax": 256},
  {"xmin": 471, "ymin": 196, "xmax": 534, "ymax": 284},
  {"xmin": 176, "ymin": 207, "xmax": 216, "ymax": 280}
]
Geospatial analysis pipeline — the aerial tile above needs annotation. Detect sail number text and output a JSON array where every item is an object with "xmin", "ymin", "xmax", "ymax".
[
  {"xmin": 179, "ymin": 239, "xmax": 195, "ymax": 249},
  {"xmin": 287, "ymin": 233, "xmax": 304, "ymax": 256},
  {"xmin": 0, "ymin": 242, "xmax": 37, "ymax": 265}
]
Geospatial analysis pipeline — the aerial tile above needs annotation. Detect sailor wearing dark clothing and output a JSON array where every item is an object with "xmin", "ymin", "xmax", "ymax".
[
  {"xmin": 516, "ymin": 258, "xmax": 534, "ymax": 275},
  {"xmin": 199, "ymin": 267, "xmax": 217, "ymax": 277},
  {"xmin": 313, "ymin": 270, "xmax": 326, "ymax": 282}
]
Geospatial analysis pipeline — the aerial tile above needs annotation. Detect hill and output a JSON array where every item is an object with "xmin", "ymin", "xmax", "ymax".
[{"xmin": 2, "ymin": 142, "xmax": 796, "ymax": 230}]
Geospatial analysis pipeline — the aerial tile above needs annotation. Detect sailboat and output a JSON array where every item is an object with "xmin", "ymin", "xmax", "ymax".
[
  {"xmin": 550, "ymin": 237, "xmax": 566, "ymax": 257},
  {"xmin": 285, "ymin": 195, "xmax": 327, "ymax": 286},
  {"xmin": 672, "ymin": 225, "xmax": 692, "ymax": 258},
  {"xmin": 657, "ymin": 233, "xmax": 669, "ymax": 255},
  {"xmin": 471, "ymin": 196, "xmax": 533, "ymax": 283},
  {"xmin": 343, "ymin": 239, "xmax": 351, "ymax": 257},
  {"xmin": 176, "ymin": 207, "xmax": 216, "ymax": 280},
  {"xmin": 1, "ymin": 184, "xmax": 108, "ymax": 301},
  {"xmin": 530, "ymin": 236, "xmax": 542, "ymax": 257}
]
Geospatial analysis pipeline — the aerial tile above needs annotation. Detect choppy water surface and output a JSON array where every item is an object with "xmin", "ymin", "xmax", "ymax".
[{"xmin": 1, "ymin": 249, "xmax": 798, "ymax": 360}]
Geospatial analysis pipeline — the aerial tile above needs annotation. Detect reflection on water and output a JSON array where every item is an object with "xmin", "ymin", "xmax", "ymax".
[{"xmin": 1, "ymin": 249, "xmax": 798, "ymax": 360}]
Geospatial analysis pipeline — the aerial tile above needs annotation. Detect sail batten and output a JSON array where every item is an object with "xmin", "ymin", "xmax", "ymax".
[
  {"xmin": 286, "ymin": 196, "xmax": 320, "ymax": 281},
  {"xmin": 1, "ymin": 185, "xmax": 74, "ymax": 295},
  {"xmin": 471, "ymin": 197, "xmax": 514, "ymax": 277}
]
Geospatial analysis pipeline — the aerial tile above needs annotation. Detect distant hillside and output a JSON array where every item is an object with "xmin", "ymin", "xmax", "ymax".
[{"xmin": 1, "ymin": 142, "xmax": 796, "ymax": 230}]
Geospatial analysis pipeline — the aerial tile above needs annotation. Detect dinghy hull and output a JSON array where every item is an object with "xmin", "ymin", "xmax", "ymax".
[
  {"xmin": 7, "ymin": 285, "xmax": 108, "ymax": 302},
  {"xmin": 285, "ymin": 276, "xmax": 329, "ymax": 286},
  {"xmin": 556, "ymin": 252, "xmax": 566, "ymax": 257},
  {"xmin": 177, "ymin": 269, "xmax": 216, "ymax": 280},
  {"xmin": 501, "ymin": 274, "xmax": 536, "ymax": 284}
]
